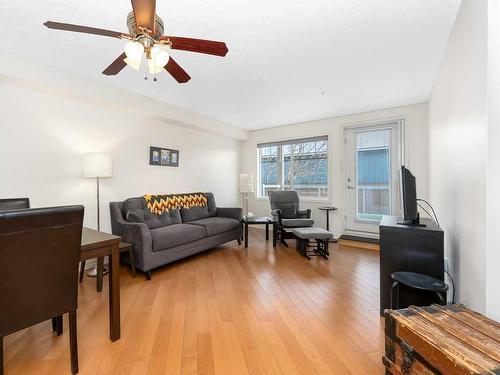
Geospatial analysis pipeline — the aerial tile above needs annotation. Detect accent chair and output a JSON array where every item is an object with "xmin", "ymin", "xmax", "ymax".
[{"xmin": 268, "ymin": 190, "xmax": 314, "ymax": 246}]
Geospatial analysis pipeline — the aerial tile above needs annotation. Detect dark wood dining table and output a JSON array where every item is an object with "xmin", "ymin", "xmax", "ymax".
[{"xmin": 80, "ymin": 227, "xmax": 121, "ymax": 341}]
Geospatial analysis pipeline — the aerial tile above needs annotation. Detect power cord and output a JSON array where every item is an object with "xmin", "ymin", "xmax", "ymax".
[
  {"xmin": 416, "ymin": 199, "xmax": 454, "ymax": 303},
  {"xmin": 416, "ymin": 198, "xmax": 440, "ymax": 227},
  {"xmin": 444, "ymin": 270, "xmax": 456, "ymax": 304},
  {"xmin": 417, "ymin": 203, "xmax": 434, "ymax": 223}
]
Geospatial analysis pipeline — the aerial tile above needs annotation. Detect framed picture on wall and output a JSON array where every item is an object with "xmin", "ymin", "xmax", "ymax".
[{"xmin": 149, "ymin": 146, "xmax": 179, "ymax": 167}]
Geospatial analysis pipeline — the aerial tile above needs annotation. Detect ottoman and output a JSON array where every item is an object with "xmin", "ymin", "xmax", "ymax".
[{"xmin": 292, "ymin": 227, "xmax": 333, "ymax": 259}]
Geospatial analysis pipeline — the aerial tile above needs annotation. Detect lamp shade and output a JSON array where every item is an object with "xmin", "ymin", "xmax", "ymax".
[
  {"xmin": 239, "ymin": 173, "xmax": 254, "ymax": 193},
  {"xmin": 82, "ymin": 153, "xmax": 113, "ymax": 178}
]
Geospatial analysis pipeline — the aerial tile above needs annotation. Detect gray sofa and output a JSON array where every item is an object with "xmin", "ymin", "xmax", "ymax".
[{"xmin": 110, "ymin": 193, "xmax": 242, "ymax": 279}]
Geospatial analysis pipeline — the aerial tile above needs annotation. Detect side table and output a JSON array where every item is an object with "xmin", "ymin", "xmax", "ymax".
[
  {"xmin": 243, "ymin": 217, "xmax": 276, "ymax": 248},
  {"xmin": 390, "ymin": 271, "xmax": 448, "ymax": 309},
  {"xmin": 119, "ymin": 241, "xmax": 136, "ymax": 278},
  {"xmin": 318, "ymin": 206, "xmax": 338, "ymax": 243}
]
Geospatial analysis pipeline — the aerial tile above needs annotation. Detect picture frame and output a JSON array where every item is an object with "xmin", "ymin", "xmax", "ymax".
[{"xmin": 149, "ymin": 146, "xmax": 179, "ymax": 167}]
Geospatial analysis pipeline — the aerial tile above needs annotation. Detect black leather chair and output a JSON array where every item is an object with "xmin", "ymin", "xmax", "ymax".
[
  {"xmin": 0, "ymin": 198, "xmax": 76, "ymax": 335},
  {"xmin": 0, "ymin": 206, "xmax": 84, "ymax": 375},
  {"xmin": 268, "ymin": 190, "xmax": 314, "ymax": 246},
  {"xmin": 0, "ymin": 198, "xmax": 30, "ymax": 211}
]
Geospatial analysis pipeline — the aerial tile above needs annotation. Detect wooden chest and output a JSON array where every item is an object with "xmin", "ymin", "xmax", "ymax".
[{"xmin": 383, "ymin": 304, "xmax": 500, "ymax": 374}]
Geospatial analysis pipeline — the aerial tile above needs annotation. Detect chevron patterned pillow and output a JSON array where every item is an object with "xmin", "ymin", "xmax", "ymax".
[{"xmin": 144, "ymin": 193, "xmax": 208, "ymax": 215}]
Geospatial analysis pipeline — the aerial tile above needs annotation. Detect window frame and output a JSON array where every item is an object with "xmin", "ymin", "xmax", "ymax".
[{"xmin": 256, "ymin": 135, "xmax": 330, "ymax": 202}]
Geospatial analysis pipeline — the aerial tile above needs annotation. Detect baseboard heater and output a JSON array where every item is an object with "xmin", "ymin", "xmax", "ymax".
[{"xmin": 338, "ymin": 235, "xmax": 380, "ymax": 244}]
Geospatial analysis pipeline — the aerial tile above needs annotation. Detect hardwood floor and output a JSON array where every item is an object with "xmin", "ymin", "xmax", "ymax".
[
  {"xmin": 338, "ymin": 239, "xmax": 380, "ymax": 252},
  {"xmin": 3, "ymin": 228, "xmax": 385, "ymax": 374}
]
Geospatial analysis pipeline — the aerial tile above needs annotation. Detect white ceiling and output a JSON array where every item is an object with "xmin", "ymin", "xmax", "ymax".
[{"xmin": 1, "ymin": 0, "xmax": 461, "ymax": 130}]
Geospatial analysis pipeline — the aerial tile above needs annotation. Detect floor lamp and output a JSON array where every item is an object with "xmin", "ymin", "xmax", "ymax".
[
  {"xmin": 239, "ymin": 173, "xmax": 254, "ymax": 218},
  {"xmin": 83, "ymin": 152, "xmax": 113, "ymax": 276}
]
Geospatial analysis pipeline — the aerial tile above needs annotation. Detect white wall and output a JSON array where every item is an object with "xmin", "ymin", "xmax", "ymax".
[
  {"xmin": 486, "ymin": 0, "xmax": 500, "ymax": 320},
  {"xmin": 0, "ymin": 53, "xmax": 246, "ymax": 234},
  {"xmin": 428, "ymin": 0, "xmax": 490, "ymax": 314},
  {"xmin": 240, "ymin": 103, "xmax": 429, "ymax": 238}
]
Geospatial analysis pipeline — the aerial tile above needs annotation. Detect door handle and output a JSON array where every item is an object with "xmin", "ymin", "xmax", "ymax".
[{"xmin": 347, "ymin": 185, "xmax": 356, "ymax": 190}]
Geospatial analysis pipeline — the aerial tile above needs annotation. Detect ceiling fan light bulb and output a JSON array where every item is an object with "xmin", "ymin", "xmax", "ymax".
[
  {"xmin": 154, "ymin": 50, "xmax": 170, "ymax": 68},
  {"xmin": 150, "ymin": 45, "xmax": 160, "ymax": 58},
  {"xmin": 150, "ymin": 46, "xmax": 169, "ymax": 68},
  {"xmin": 124, "ymin": 57, "xmax": 142, "ymax": 71},
  {"xmin": 124, "ymin": 41, "xmax": 143, "ymax": 61}
]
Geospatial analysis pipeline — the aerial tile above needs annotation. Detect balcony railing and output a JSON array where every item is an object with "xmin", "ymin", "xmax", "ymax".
[
  {"xmin": 261, "ymin": 184, "xmax": 328, "ymax": 198},
  {"xmin": 357, "ymin": 185, "xmax": 390, "ymax": 221}
]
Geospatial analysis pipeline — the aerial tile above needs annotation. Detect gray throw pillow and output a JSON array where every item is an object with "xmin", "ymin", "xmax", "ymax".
[
  {"xmin": 144, "ymin": 209, "xmax": 182, "ymax": 229},
  {"xmin": 126, "ymin": 208, "xmax": 182, "ymax": 229},
  {"xmin": 126, "ymin": 209, "xmax": 145, "ymax": 223},
  {"xmin": 180, "ymin": 206, "xmax": 211, "ymax": 222},
  {"xmin": 123, "ymin": 197, "xmax": 146, "ymax": 213},
  {"xmin": 279, "ymin": 204, "xmax": 297, "ymax": 219}
]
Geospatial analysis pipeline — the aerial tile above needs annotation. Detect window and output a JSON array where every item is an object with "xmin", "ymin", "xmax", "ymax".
[
  {"xmin": 258, "ymin": 136, "xmax": 328, "ymax": 199},
  {"xmin": 356, "ymin": 129, "xmax": 391, "ymax": 221}
]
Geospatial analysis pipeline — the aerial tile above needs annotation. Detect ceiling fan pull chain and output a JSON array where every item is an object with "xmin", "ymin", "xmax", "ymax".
[{"xmin": 142, "ymin": 54, "xmax": 148, "ymax": 80}]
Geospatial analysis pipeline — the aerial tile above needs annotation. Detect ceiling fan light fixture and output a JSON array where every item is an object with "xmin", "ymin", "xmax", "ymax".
[
  {"xmin": 147, "ymin": 58, "xmax": 164, "ymax": 74},
  {"xmin": 151, "ymin": 46, "xmax": 170, "ymax": 68},
  {"xmin": 124, "ymin": 40, "xmax": 143, "ymax": 61},
  {"xmin": 43, "ymin": 0, "xmax": 227, "ymax": 83},
  {"xmin": 124, "ymin": 57, "xmax": 142, "ymax": 71}
]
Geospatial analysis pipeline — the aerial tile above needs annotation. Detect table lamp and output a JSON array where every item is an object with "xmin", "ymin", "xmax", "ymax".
[
  {"xmin": 239, "ymin": 173, "xmax": 254, "ymax": 217},
  {"xmin": 83, "ymin": 152, "xmax": 113, "ymax": 276}
]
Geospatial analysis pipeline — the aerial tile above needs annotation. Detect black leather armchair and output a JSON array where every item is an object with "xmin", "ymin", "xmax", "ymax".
[{"xmin": 268, "ymin": 190, "xmax": 314, "ymax": 245}]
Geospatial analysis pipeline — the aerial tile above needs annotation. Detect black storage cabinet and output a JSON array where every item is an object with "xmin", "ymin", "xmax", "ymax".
[{"xmin": 379, "ymin": 215, "xmax": 445, "ymax": 315}]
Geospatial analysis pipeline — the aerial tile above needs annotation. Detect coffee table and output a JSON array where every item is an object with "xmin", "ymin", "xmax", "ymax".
[{"xmin": 243, "ymin": 217, "xmax": 276, "ymax": 248}]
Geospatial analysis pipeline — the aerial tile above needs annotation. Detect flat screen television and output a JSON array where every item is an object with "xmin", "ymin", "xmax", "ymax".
[{"xmin": 398, "ymin": 166, "xmax": 425, "ymax": 226}]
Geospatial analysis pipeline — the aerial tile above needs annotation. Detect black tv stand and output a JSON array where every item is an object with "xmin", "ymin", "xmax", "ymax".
[{"xmin": 379, "ymin": 215, "xmax": 444, "ymax": 315}]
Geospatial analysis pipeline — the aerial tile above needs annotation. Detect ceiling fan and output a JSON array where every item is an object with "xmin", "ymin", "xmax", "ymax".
[{"xmin": 44, "ymin": 0, "xmax": 228, "ymax": 83}]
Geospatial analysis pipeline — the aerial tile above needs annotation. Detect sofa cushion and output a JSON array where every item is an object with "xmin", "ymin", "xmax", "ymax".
[
  {"xmin": 126, "ymin": 207, "xmax": 182, "ymax": 230},
  {"xmin": 151, "ymin": 223, "xmax": 206, "ymax": 251},
  {"xmin": 282, "ymin": 218, "xmax": 314, "ymax": 228},
  {"xmin": 188, "ymin": 217, "xmax": 240, "ymax": 237},
  {"xmin": 292, "ymin": 227, "xmax": 333, "ymax": 240},
  {"xmin": 180, "ymin": 206, "xmax": 211, "ymax": 222}
]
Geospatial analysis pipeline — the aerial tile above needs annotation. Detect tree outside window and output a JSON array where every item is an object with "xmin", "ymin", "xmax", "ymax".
[{"xmin": 258, "ymin": 137, "xmax": 328, "ymax": 199}]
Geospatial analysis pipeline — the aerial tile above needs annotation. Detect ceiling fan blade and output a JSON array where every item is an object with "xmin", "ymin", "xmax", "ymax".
[
  {"xmin": 44, "ymin": 21, "xmax": 129, "ymax": 39},
  {"xmin": 161, "ymin": 36, "xmax": 228, "ymax": 57},
  {"xmin": 131, "ymin": 0, "xmax": 156, "ymax": 33},
  {"xmin": 102, "ymin": 53, "xmax": 127, "ymax": 75},
  {"xmin": 164, "ymin": 57, "xmax": 191, "ymax": 83}
]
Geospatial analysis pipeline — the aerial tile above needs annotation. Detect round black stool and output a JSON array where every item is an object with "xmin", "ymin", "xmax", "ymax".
[{"xmin": 390, "ymin": 271, "xmax": 448, "ymax": 309}]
